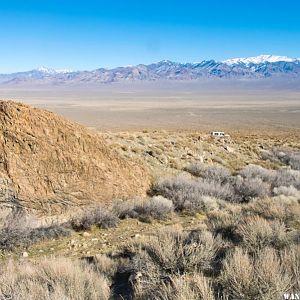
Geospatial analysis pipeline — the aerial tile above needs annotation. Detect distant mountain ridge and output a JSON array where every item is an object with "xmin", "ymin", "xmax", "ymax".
[
  {"xmin": 222, "ymin": 54, "xmax": 299, "ymax": 66},
  {"xmin": 1, "ymin": 54, "xmax": 300, "ymax": 85}
]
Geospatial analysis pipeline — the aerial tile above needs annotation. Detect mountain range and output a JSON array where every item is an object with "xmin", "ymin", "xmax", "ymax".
[{"xmin": 1, "ymin": 55, "xmax": 300, "ymax": 85}]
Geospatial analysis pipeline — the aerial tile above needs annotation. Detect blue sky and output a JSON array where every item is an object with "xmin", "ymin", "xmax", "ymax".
[{"xmin": 1, "ymin": 0, "xmax": 300, "ymax": 72}]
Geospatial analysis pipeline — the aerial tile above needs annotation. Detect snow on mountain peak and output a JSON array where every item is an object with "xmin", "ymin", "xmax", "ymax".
[
  {"xmin": 35, "ymin": 67, "xmax": 72, "ymax": 74},
  {"xmin": 223, "ymin": 55, "xmax": 298, "ymax": 66}
]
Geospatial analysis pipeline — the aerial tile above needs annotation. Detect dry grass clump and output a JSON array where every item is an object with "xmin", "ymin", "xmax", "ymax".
[
  {"xmin": 130, "ymin": 228, "xmax": 224, "ymax": 275},
  {"xmin": 0, "ymin": 257, "xmax": 110, "ymax": 300},
  {"xmin": 69, "ymin": 205, "xmax": 119, "ymax": 231},
  {"xmin": 113, "ymin": 196, "xmax": 174, "ymax": 222},
  {"xmin": 220, "ymin": 247, "xmax": 292, "ymax": 300},
  {"xmin": 245, "ymin": 197, "xmax": 300, "ymax": 229},
  {"xmin": 236, "ymin": 215, "xmax": 291, "ymax": 252},
  {"xmin": 281, "ymin": 245, "xmax": 300, "ymax": 291},
  {"xmin": 207, "ymin": 207, "xmax": 242, "ymax": 243},
  {"xmin": 126, "ymin": 227, "xmax": 224, "ymax": 299},
  {"xmin": 82, "ymin": 254, "xmax": 118, "ymax": 278},
  {"xmin": 149, "ymin": 273, "xmax": 215, "ymax": 300}
]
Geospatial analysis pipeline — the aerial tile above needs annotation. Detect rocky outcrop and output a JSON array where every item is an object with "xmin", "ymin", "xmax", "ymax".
[{"xmin": 0, "ymin": 101, "xmax": 150, "ymax": 216}]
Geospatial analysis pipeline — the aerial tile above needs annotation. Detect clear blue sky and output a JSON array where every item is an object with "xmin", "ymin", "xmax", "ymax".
[{"xmin": 1, "ymin": 0, "xmax": 300, "ymax": 72}]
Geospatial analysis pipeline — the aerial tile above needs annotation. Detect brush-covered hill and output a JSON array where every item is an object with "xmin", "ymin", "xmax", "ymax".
[{"xmin": 0, "ymin": 101, "xmax": 150, "ymax": 216}]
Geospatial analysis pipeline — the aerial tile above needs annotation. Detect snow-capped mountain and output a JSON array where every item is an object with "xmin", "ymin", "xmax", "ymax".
[
  {"xmin": 35, "ymin": 67, "xmax": 72, "ymax": 74},
  {"xmin": 223, "ymin": 55, "xmax": 299, "ymax": 66},
  {"xmin": 0, "ymin": 55, "xmax": 299, "ymax": 85}
]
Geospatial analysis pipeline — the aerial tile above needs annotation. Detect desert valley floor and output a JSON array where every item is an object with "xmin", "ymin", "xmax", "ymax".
[{"xmin": 1, "ymin": 81, "xmax": 300, "ymax": 132}]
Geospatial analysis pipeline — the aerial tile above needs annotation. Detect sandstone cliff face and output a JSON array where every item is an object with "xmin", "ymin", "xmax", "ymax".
[{"xmin": 0, "ymin": 101, "xmax": 150, "ymax": 215}]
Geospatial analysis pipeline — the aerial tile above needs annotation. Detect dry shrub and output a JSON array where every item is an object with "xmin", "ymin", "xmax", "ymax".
[
  {"xmin": 131, "ymin": 228, "xmax": 223, "ymax": 275},
  {"xmin": 135, "ymin": 196, "xmax": 174, "ymax": 222},
  {"xmin": 70, "ymin": 206, "xmax": 119, "ymax": 231},
  {"xmin": 239, "ymin": 164, "xmax": 275, "ymax": 182},
  {"xmin": 289, "ymin": 152, "xmax": 300, "ymax": 170},
  {"xmin": 236, "ymin": 215, "xmax": 291, "ymax": 252},
  {"xmin": 281, "ymin": 245, "xmax": 300, "ymax": 291},
  {"xmin": 194, "ymin": 180, "xmax": 234, "ymax": 202},
  {"xmin": 261, "ymin": 148, "xmax": 300, "ymax": 170},
  {"xmin": 84, "ymin": 254, "xmax": 118, "ymax": 278},
  {"xmin": 273, "ymin": 185, "xmax": 300, "ymax": 199},
  {"xmin": 153, "ymin": 164, "xmax": 300, "ymax": 208},
  {"xmin": 207, "ymin": 204, "xmax": 242, "ymax": 243},
  {"xmin": 219, "ymin": 248, "xmax": 254, "ymax": 299},
  {"xmin": 113, "ymin": 196, "xmax": 174, "ymax": 222},
  {"xmin": 232, "ymin": 176, "xmax": 271, "ymax": 202},
  {"xmin": 185, "ymin": 163, "xmax": 231, "ymax": 184},
  {"xmin": 152, "ymin": 175, "xmax": 201, "ymax": 210},
  {"xmin": 0, "ymin": 210, "xmax": 71, "ymax": 251},
  {"xmin": 128, "ymin": 228, "xmax": 224, "ymax": 299},
  {"xmin": 153, "ymin": 273, "xmax": 215, "ymax": 300},
  {"xmin": 220, "ymin": 247, "xmax": 292, "ymax": 300},
  {"xmin": 0, "ymin": 257, "xmax": 110, "ymax": 300},
  {"xmin": 112, "ymin": 198, "xmax": 140, "ymax": 219},
  {"xmin": 272, "ymin": 169, "xmax": 300, "ymax": 189},
  {"xmin": 183, "ymin": 196, "xmax": 225, "ymax": 214},
  {"xmin": 152, "ymin": 175, "xmax": 234, "ymax": 210},
  {"xmin": 245, "ymin": 197, "xmax": 300, "ymax": 229}
]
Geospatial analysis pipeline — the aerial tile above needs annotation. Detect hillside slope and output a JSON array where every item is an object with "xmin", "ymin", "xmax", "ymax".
[{"xmin": 0, "ymin": 101, "xmax": 150, "ymax": 215}]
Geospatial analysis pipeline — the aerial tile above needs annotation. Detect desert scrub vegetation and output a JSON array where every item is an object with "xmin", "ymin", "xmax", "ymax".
[
  {"xmin": 118, "ymin": 226, "xmax": 299, "ymax": 299},
  {"xmin": 0, "ymin": 211, "xmax": 70, "ymax": 251},
  {"xmin": 113, "ymin": 196, "xmax": 174, "ymax": 222},
  {"xmin": 0, "ymin": 197, "xmax": 175, "ymax": 252},
  {"xmin": 1, "ymin": 218, "xmax": 299, "ymax": 299},
  {"xmin": 0, "ymin": 160, "xmax": 299, "ymax": 299},
  {"xmin": 69, "ymin": 205, "xmax": 119, "ymax": 231},
  {"xmin": 153, "ymin": 163, "xmax": 300, "ymax": 206},
  {"xmin": 125, "ymin": 228, "xmax": 225, "ymax": 299},
  {"xmin": 235, "ymin": 215, "xmax": 292, "ymax": 252},
  {"xmin": 219, "ymin": 247, "xmax": 294, "ymax": 300},
  {"xmin": 1, "ymin": 234, "xmax": 298, "ymax": 300},
  {"xmin": 0, "ymin": 257, "xmax": 111, "ymax": 300},
  {"xmin": 184, "ymin": 163, "xmax": 231, "ymax": 184},
  {"xmin": 152, "ymin": 174, "xmax": 235, "ymax": 210},
  {"xmin": 261, "ymin": 148, "xmax": 300, "ymax": 170},
  {"xmin": 138, "ymin": 273, "xmax": 215, "ymax": 300},
  {"xmin": 208, "ymin": 202, "xmax": 299, "ymax": 246},
  {"xmin": 244, "ymin": 197, "xmax": 300, "ymax": 228}
]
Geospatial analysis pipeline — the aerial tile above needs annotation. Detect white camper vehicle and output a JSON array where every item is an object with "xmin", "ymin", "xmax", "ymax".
[{"xmin": 211, "ymin": 131, "xmax": 228, "ymax": 137}]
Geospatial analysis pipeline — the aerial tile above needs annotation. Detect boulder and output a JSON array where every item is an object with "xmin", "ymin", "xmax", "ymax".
[{"xmin": 0, "ymin": 101, "xmax": 150, "ymax": 216}]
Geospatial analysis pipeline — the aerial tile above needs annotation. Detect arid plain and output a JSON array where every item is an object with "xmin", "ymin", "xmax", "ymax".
[{"xmin": 1, "ymin": 80, "xmax": 300, "ymax": 133}]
